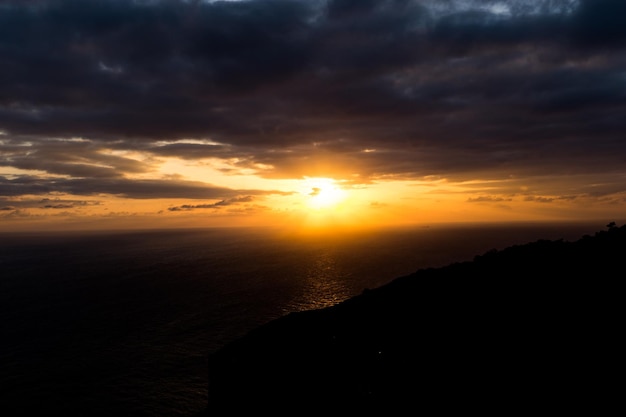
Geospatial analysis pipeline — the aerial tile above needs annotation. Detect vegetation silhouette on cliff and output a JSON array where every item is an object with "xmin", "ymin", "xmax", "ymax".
[{"xmin": 209, "ymin": 223, "xmax": 624, "ymax": 413}]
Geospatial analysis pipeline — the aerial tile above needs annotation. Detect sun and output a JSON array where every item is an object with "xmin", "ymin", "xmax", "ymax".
[
  {"xmin": 291, "ymin": 177, "xmax": 373, "ymax": 233},
  {"xmin": 303, "ymin": 178, "xmax": 347, "ymax": 210}
]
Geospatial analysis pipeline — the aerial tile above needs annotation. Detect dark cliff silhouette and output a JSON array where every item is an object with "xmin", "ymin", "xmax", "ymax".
[{"xmin": 208, "ymin": 223, "xmax": 624, "ymax": 414}]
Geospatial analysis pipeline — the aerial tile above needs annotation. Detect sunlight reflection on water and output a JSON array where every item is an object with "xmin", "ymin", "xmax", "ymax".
[{"xmin": 282, "ymin": 249, "xmax": 352, "ymax": 313}]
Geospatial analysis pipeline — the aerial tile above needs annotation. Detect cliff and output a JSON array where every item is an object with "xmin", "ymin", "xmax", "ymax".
[{"xmin": 208, "ymin": 223, "xmax": 624, "ymax": 414}]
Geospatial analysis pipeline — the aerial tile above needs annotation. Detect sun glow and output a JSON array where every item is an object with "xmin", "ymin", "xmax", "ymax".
[{"xmin": 303, "ymin": 178, "xmax": 347, "ymax": 210}]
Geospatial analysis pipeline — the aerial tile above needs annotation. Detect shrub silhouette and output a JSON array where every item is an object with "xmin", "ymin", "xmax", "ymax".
[{"xmin": 209, "ymin": 224, "xmax": 625, "ymax": 414}]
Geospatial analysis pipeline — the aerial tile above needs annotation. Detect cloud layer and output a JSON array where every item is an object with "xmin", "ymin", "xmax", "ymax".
[{"xmin": 1, "ymin": 0, "xmax": 625, "ymax": 220}]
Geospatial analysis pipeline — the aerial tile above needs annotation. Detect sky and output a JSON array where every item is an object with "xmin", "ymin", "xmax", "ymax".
[{"xmin": 1, "ymin": 0, "xmax": 625, "ymax": 232}]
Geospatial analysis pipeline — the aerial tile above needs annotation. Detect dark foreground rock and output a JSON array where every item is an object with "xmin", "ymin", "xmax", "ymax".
[{"xmin": 208, "ymin": 224, "xmax": 624, "ymax": 414}]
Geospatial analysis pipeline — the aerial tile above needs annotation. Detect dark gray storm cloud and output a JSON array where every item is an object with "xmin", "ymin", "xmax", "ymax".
[
  {"xmin": 1, "ymin": 0, "xmax": 625, "ymax": 198},
  {"xmin": 0, "ymin": 174, "xmax": 284, "ymax": 199},
  {"xmin": 0, "ymin": 136, "xmax": 151, "ymax": 178}
]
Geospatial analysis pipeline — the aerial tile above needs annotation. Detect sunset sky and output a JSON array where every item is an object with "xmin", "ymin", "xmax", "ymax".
[{"xmin": 1, "ymin": 0, "xmax": 625, "ymax": 232}]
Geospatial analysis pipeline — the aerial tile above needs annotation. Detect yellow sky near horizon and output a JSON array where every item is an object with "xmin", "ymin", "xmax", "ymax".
[{"xmin": 2, "ymin": 149, "xmax": 624, "ymax": 233}]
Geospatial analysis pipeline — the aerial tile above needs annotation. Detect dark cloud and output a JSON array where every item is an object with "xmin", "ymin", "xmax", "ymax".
[
  {"xmin": 571, "ymin": 0, "xmax": 626, "ymax": 46},
  {"xmin": 146, "ymin": 142, "xmax": 232, "ymax": 159},
  {"xmin": 467, "ymin": 196, "xmax": 513, "ymax": 203},
  {"xmin": 0, "ymin": 137, "xmax": 152, "ymax": 178},
  {"xmin": 0, "ymin": 0, "xmax": 625, "ymax": 200},
  {"xmin": 39, "ymin": 198, "xmax": 102, "ymax": 209},
  {"xmin": 0, "ymin": 196, "xmax": 102, "ymax": 211},
  {"xmin": 524, "ymin": 196, "xmax": 555, "ymax": 203},
  {"xmin": 0, "ymin": 174, "xmax": 279, "ymax": 199},
  {"xmin": 42, "ymin": 203, "xmax": 74, "ymax": 209},
  {"xmin": 168, "ymin": 195, "xmax": 255, "ymax": 211}
]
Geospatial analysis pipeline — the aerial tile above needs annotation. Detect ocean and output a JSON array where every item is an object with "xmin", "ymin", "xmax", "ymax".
[{"xmin": 0, "ymin": 221, "xmax": 604, "ymax": 415}]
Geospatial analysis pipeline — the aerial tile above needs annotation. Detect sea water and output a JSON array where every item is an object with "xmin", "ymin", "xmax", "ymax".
[{"xmin": 0, "ymin": 222, "xmax": 603, "ymax": 415}]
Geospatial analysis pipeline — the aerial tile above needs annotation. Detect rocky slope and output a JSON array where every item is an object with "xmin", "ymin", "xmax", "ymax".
[{"xmin": 208, "ymin": 223, "xmax": 624, "ymax": 414}]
